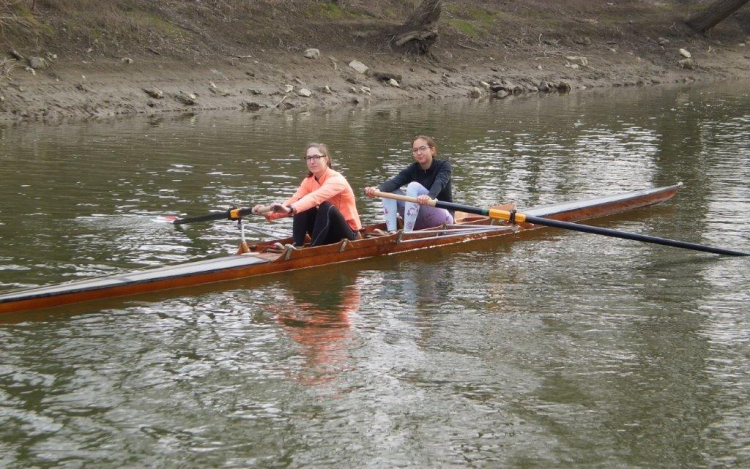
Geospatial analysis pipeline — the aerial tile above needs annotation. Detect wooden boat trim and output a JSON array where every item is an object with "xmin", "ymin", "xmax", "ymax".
[{"xmin": 0, "ymin": 184, "xmax": 681, "ymax": 315}]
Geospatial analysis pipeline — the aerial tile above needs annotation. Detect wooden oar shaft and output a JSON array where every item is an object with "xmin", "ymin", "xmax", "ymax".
[{"xmin": 372, "ymin": 191, "xmax": 749, "ymax": 257}]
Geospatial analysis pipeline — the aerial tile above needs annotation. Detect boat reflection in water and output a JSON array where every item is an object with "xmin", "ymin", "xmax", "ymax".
[{"xmin": 266, "ymin": 272, "xmax": 360, "ymax": 385}]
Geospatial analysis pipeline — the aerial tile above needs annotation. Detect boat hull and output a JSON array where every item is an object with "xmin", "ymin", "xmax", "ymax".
[{"xmin": 0, "ymin": 184, "xmax": 681, "ymax": 315}]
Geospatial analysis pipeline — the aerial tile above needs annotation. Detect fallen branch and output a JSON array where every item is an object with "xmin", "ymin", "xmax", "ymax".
[{"xmin": 457, "ymin": 42, "xmax": 481, "ymax": 52}]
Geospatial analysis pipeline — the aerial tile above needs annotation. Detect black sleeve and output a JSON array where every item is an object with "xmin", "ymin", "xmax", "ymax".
[
  {"xmin": 428, "ymin": 160, "xmax": 452, "ymax": 199},
  {"xmin": 378, "ymin": 165, "xmax": 414, "ymax": 193}
]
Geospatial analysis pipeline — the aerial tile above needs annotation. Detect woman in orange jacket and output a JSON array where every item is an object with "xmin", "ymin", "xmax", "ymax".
[{"xmin": 254, "ymin": 143, "xmax": 361, "ymax": 247}]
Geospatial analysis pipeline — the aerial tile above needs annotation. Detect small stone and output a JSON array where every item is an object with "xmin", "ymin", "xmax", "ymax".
[
  {"xmin": 242, "ymin": 102, "xmax": 266, "ymax": 111},
  {"xmin": 143, "ymin": 88, "xmax": 164, "ymax": 99},
  {"xmin": 566, "ymin": 56, "xmax": 588, "ymax": 66},
  {"xmin": 387, "ymin": 78, "xmax": 400, "ymax": 88},
  {"xmin": 468, "ymin": 87, "xmax": 482, "ymax": 98},
  {"xmin": 679, "ymin": 48, "xmax": 692, "ymax": 58},
  {"xmin": 28, "ymin": 56, "xmax": 47, "ymax": 70},
  {"xmin": 678, "ymin": 58, "xmax": 694, "ymax": 69},
  {"xmin": 349, "ymin": 60, "xmax": 369, "ymax": 74},
  {"xmin": 495, "ymin": 90, "xmax": 509, "ymax": 99},
  {"xmin": 303, "ymin": 48, "xmax": 320, "ymax": 59},
  {"xmin": 175, "ymin": 92, "xmax": 196, "ymax": 105},
  {"xmin": 209, "ymin": 83, "xmax": 231, "ymax": 96},
  {"xmin": 121, "ymin": 57, "xmax": 133, "ymax": 64},
  {"xmin": 479, "ymin": 81, "xmax": 491, "ymax": 90},
  {"xmin": 284, "ymin": 84, "xmax": 294, "ymax": 93},
  {"xmin": 297, "ymin": 88, "xmax": 312, "ymax": 97}
]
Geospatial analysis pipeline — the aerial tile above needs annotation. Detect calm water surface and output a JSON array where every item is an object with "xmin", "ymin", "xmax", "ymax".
[{"xmin": 1, "ymin": 83, "xmax": 749, "ymax": 468}]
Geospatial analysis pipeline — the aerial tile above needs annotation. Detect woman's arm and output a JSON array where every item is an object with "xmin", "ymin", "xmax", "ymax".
[
  {"xmin": 428, "ymin": 160, "xmax": 452, "ymax": 199},
  {"xmin": 377, "ymin": 165, "xmax": 414, "ymax": 193},
  {"xmin": 289, "ymin": 174, "xmax": 348, "ymax": 214}
]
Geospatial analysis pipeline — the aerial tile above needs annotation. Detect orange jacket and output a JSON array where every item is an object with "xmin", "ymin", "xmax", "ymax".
[{"xmin": 267, "ymin": 168, "xmax": 362, "ymax": 230}]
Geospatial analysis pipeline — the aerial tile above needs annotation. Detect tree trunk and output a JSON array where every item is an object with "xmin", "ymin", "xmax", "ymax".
[
  {"xmin": 391, "ymin": 0, "xmax": 443, "ymax": 55},
  {"xmin": 685, "ymin": 0, "xmax": 750, "ymax": 33}
]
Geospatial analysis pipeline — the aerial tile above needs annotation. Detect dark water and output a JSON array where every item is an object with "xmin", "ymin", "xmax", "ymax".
[{"xmin": 1, "ymin": 83, "xmax": 749, "ymax": 468}]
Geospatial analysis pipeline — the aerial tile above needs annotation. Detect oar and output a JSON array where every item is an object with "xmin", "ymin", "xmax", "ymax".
[
  {"xmin": 372, "ymin": 190, "xmax": 749, "ymax": 257},
  {"xmin": 162, "ymin": 204, "xmax": 279, "ymax": 225}
]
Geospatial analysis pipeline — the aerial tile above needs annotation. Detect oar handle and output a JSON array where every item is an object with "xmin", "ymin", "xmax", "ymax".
[
  {"xmin": 371, "ymin": 190, "xmax": 438, "ymax": 207},
  {"xmin": 372, "ymin": 190, "xmax": 527, "ymax": 222},
  {"xmin": 251, "ymin": 204, "xmax": 291, "ymax": 216},
  {"xmin": 251, "ymin": 204, "xmax": 275, "ymax": 216}
]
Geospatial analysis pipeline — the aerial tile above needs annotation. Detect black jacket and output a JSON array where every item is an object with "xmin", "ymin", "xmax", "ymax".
[{"xmin": 378, "ymin": 159, "xmax": 453, "ymax": 202}]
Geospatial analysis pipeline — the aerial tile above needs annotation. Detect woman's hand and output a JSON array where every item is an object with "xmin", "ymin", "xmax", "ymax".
[
  {"xmin": 416, "ymin": 194, "xmax": 433, "ymax": 205},
  {"xmin": 364, "ymin": 187, "xmax": 377, "ymax": 198},
  {"xmin": 271, "ymin": 203, "xmax": 293, "ymax": 214}
]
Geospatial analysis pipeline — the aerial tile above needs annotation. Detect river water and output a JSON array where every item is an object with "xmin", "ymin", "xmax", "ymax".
[{"xmin": 1, "ymin": 83, "xmax": 749, "ymax": 468}]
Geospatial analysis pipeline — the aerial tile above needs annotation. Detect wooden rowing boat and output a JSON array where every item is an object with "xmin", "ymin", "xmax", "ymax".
[{"xmin": 0, "ymin": 184, "xmax": 682, "ymax": 315}]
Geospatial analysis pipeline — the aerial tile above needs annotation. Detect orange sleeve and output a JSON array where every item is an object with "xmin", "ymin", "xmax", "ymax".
[{"xmin": 289, "ymin": 174, "xmax": 348, "ymax": 214}]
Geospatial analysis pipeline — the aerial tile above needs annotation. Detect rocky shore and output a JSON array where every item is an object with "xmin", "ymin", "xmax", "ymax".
[{"xmin": 1, "ymin": 1, "xmax": 749, "ymax": 122}]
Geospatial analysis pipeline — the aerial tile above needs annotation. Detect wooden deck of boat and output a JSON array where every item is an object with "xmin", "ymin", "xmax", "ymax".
[{"xmin": 0, "ymin": 184, "xmax": 681, "ymax": 315}]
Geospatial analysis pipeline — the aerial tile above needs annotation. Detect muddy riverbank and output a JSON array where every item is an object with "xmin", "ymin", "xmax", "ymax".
[{"xmin": 1, "ymin": 1, "xmax": 749, "ymax": 121}]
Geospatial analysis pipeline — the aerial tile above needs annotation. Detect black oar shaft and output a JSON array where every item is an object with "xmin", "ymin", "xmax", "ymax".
[
  {"xmin": 174, "ymin": 207, "xmax": 255, "ymax": 225},
  {"xmin": 521, "ymin": 214, "xmax": 749, "ymax": 257},
  {"xmin": 370, "ymin": 190, "xmax": 748, "ymax": 257}
]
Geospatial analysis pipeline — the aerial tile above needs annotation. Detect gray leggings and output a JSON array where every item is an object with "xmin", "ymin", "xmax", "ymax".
[{"xmin": 381, "ymin": 182, "xmax": 454, "ymax": 232}]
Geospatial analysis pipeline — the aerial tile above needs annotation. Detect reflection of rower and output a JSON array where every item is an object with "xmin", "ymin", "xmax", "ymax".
[{"xmin": 267, "ymin": 272, "xmax": 361, "ymax": 385}]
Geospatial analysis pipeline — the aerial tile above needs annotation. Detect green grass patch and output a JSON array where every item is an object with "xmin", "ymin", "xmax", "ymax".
[
  {"xmin": 127, "ymin": 10, "xmax": 186, "ymax": 39},
  {"xmin": 448, "ymin": 19, "xmax": 483, "ymax": 38},
  {"xmin": 465, "ymin": 6, "xmax": 495, "ymax": 24},
  {"xmin": 305, "ymin": 3, "xmax": 346, "ymax": 20},
  {"xmin": 444, "ymin": 5, "xmax": 497, "ymax": 36}
]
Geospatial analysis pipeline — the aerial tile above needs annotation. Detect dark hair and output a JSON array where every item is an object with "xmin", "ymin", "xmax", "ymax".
[
  {"xmin": 412, "ymin": 135, "xmax": 438, "ymax": 155},
  {"xmin": 305, "ymin": 143, "xmax": 333, "ymax": 177}
]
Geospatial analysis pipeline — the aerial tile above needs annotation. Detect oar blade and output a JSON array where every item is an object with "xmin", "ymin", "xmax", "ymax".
[{"xmin": 155, "ymin": 215, "xmax": 181, "ymax": 224}]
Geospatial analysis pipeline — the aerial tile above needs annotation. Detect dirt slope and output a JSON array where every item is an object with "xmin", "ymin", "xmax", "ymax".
[{"xmin": 1, "ymin": 0, "xmax": 749, "ymax": 121}]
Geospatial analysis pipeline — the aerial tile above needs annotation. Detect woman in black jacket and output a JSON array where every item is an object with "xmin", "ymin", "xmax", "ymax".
[{"xmin": 365, "ymin": 135, "xmax": 453, "ymax": 232}]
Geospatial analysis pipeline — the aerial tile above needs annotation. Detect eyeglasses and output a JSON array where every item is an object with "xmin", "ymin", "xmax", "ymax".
[
  {"xmin": 412, "ymin": 145, "xmax": 430, "ymax": 154},
  {"xmin": 304, "ymin": 155, "xmax": 324, "ymax": 162}
]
